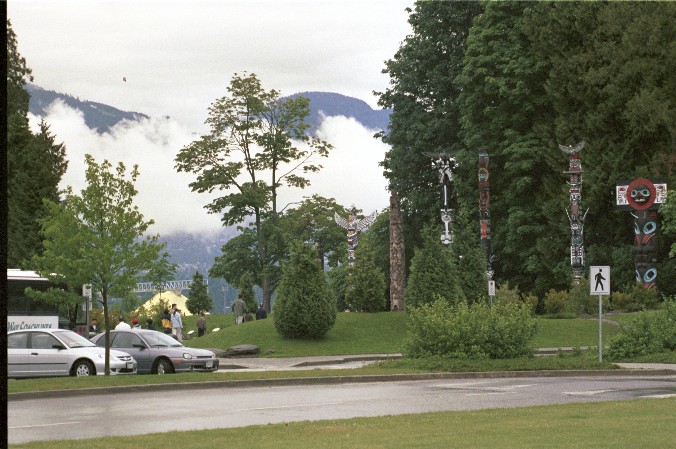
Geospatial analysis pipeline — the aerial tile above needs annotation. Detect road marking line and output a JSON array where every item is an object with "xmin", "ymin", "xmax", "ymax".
[
  {"xmin": 563, "ymin": 390, "xmax": 614, "ymax": 396},
  {"xmin": 640, "ymin": 394, "xmax": 676, "ymax": 399},
  {"xmin": 236, "ymin": 402, "xmax": 342, "ymax": 412},
  {"xmin": 9, "ymin": 421, "xmax": 82, "ymax": 429}
]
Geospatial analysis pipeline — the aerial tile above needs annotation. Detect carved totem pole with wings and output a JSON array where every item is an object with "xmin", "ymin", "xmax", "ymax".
[{"xmin": 334, "ymin": 207, "xmax": 378, "ymax": 266}]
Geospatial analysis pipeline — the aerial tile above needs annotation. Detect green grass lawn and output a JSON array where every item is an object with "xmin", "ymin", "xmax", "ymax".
[
  {"xmin": 183, "ymin": 311, "xmax": 622, "ymax": 356},
  {"xmin": 10, "ymin": 398, "xmax": 675, "ymax": 449}
]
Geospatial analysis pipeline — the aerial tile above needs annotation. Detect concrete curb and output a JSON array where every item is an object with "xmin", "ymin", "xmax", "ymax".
[{"xmin": 8, "ymin": 368, "xmax": 675, "ymax": 402}]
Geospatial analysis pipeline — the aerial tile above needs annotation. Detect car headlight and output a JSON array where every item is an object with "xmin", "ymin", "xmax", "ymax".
[{"xmin": 183, "ymin": 353, "xmax": 193, "ymax": 360}]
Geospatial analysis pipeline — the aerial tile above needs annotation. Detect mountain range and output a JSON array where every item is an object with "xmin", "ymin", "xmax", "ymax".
[
  {"xmin": 24, "ymin": 84, "xmax": 391, "ymax": 309},
  {"xmin": 26, "ymin": 83, "xmax": 391, "ymax": 136}
]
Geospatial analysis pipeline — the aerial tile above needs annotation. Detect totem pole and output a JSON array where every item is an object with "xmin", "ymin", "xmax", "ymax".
[
  {"xmin": 616, "ymin": 178, "xmax": 668, "ymax": 288},
  {"xmin": 477, "ymin": 148, "xmax": 495, "ymax": 281},
  {"xmin": 424, "ymin": 151, "xmax": 458, "ymax": 245},
  {"xmin": 334, "ymin": 207, "xmax": 378, "ymax": 266},
  {"xmin": 560, "ymin": 142, "xmax": 589, "ymax": 284}
]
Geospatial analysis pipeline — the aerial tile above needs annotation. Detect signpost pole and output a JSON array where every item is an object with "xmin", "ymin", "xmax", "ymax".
[
  {"xmin": 590, "ymin": 266, "xmax": 609, "ymax": 363},
  {"xmin": 598, "ymin": 293, "xmax": 603, "ymax": 362}
]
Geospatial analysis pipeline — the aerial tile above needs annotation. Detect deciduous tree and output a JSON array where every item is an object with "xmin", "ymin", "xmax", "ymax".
[
  {"xmin": 176, "ymin": 72, "xmax": 332, "ymax": 312},
  {"xmin": 34, "ymin": 155, "xmax": 165, "ymax": 374}
]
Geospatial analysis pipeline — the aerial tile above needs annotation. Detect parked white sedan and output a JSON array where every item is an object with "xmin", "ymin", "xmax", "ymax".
[{"xmin": 7, "ymin": 329, "xmax": 137, "ymax": 378}]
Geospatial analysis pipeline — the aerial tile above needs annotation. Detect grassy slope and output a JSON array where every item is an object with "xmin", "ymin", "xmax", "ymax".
[{"xmin": 183, "ymin": 312, "xmax": 621, "ymax": 356}]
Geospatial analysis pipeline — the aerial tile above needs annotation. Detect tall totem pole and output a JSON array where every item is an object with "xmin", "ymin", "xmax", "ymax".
[
  {"xmin": 560, "ymin": 142, "xmax": 588, "ymax": 284},
  {"xmin": 477, "ymin": 148, "xmax": 494, "ymax": 280},
  {"xmin": 616, "ymin": 178, "xmax": 668, "ymax": 288},
  {"xmin": 334, "ymin": 207, "xmax": 378, "ymax": 266},
  {"xmin": 424, "ymin": 152, "xmax": 458, "ymax": 245}
]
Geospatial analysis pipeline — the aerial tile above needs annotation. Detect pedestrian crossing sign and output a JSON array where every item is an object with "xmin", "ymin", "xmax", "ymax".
[{"xmin": 590, "ymin": 266, "xmax": 610, "ymax": 295}]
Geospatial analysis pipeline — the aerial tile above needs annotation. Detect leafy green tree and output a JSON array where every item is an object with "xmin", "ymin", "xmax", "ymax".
[
  {"xmin": 404, "ymin": 227, "xmax": 465, "ymax": 308},
  {"xmin": 33, "ymin": 154, "xmax": 165, "ymax": 374},
  {"xmin": 274, "ymin": 243, "xmax": 336, "ymax": 339},
  {"xmin": 237, "ymin": 272, "xmax": 257, "ymax": 313},
  {"xmin": 176, "ymin": 72, "xmax": 332, "ymax": 312},
  {"xmin": 524, "ymin": 2, "xmax": 675, "ymax": 294},
  {"xmin": 7, "ymin": 20, "xmax": 68, "ymax": 267},
  {"xmin": 186, "ymin": 271, "xmax": 214, "ymax": 315},
  {"xmin": 456, "ymin": 1, "xmax": 569, "ymax": 297},
  {"xmin": 279, "ymin": 194, "xmax": 347, "ymax": 269}
]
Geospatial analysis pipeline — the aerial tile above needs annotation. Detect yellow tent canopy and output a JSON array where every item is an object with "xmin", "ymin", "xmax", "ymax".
[{"xmin": 135, "ymin": 291, "xmax": 194, "ymax": 317}]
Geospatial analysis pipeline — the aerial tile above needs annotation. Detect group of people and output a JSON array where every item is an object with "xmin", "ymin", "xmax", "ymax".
[
  {"xmin": 232, "ymin": 294, "xmax": 267, "ymax": 324},
  {"xmin": 89, "ymin": 297, "xmax": 268, "ymax": 339}
]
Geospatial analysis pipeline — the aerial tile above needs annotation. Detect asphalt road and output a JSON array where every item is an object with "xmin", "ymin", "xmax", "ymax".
[{"xmin": 8, "ymin": 374, "xmax": 675, "ymax": 445}]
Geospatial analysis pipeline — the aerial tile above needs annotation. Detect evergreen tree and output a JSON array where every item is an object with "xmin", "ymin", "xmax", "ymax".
[
  {"xmin": 404, "ymin": 227, "xmax": 465, "ymax": 308},
  {"xmin": 376, "ymin": 1, "xmax": 483, "ymax": 268},
  {"xmin": 7, "ymin": 20, "xmax": 67, "ymax": 266},
  {"xmin": 345, "ymin": 247, "xmax": 387, "ymax": 313},
  {"xmin": 186, "ymin": 271, "xmax": 214, "ymax": 315},
  {"xmin": 274, "ymin": 243, "xmax": 336, "ymax": 339}
]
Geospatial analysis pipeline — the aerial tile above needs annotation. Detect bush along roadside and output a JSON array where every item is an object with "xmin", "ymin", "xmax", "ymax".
[
  {"xmin": 404, "ymin": 299, "xmax": 537, "ymax": 359},
  {"xmin": 607, "ymin": 298, "xmax": 676, "ymax": 360}
]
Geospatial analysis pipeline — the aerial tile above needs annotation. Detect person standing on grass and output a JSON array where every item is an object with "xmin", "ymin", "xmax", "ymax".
[
  {"xmin": 197, "ymin": 312, "xmax": 207, "ymax": 337},
  {"xmin": 232, "ymin": 295, "xmax": 248, "ymax": 325},
  {"xmin": 161, "ymin": 309, "xmax": 172, "ymax": 334},
  {"xmin": 171, "ymin": 304, "xmax": 183, "ymax": 341},
  {"xmin": 256, "ymin": 303, "xmax": 267, "ymax": 320}
]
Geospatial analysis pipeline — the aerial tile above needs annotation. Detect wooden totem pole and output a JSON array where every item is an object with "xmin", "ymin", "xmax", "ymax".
[
  {"xmin": 334, "ymin": 207, "xmax": 377, "ymax": 266},
  {"xmin": 560, "ymin": 142, "xmax": 588, "ymax": 284},
  {"xmin": 478, "ymin": 148, "xmax": 494, "ymax": 281},
  {"xmin": 425, "ymin": 152, "xmax": 458, "ymax": 245},
  {"xmin": 616, "ymin": 178, "xmax": 668, "ymax": 288}
]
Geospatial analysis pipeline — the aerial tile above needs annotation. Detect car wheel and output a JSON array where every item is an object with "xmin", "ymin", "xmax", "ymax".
[
  {"xmin": 72, "ymin": 360, "xmax": 95, "ymax": 377},
  {"xmin": 154, "ymin": 358, "xmax": 174, "ymax": 375}
]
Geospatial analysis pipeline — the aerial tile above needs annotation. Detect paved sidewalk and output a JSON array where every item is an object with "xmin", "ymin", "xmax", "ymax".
[{"xmin": 218, "ymin": 353, "xmax": 403, "ymax": 372}]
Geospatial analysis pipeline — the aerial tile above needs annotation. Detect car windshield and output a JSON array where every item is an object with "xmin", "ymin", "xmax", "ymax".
[
  {"xmin": 56, "ymin": 330, "xmax": 97, "ymax": 348},
  {"xmin": 143, "ymin": 331, "xmax": 183, "ymax": 348}
]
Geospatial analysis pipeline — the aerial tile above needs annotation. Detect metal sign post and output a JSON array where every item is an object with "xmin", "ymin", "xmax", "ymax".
[
  {"xmin": 488, "ymin": 280, "xmax": 495, "ymax": 307},
  {"xmin": 590, "ymin": 266, "xmax": 610, "ymax": 362}
]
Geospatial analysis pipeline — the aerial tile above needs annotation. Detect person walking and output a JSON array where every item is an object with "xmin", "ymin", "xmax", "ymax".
[
  {"xmin": 256, "ymin": 303, "xmax": 267, "ymax": 320},
  {"xmin": 161, "ymin": 309, "xmax": 172, "ymax": 334},
  {"xmin": 170, "ymin": 305, "xmax": 183, "ymax": 341},
  {"xmin": 196, "ymin": 312, "xmax": 207, "ymax": 337},
  {"xmin": 146, "ymin": 318, "xmax": 155, "ymax": 331},
  {"xmin": 232, "ymin": 295, "xmax": 248, "ymax": 325},
  {"xmin": 115, "ymin": 317, "xmax": 131, "ymax": 330}
]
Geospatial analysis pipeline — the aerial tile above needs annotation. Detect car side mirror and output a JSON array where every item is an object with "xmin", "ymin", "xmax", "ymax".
[
  {"xmin": 52, "ymin": 344, "xmax": 66, "ymax": 350},
  {"xmin": 132, "ymin": 343, "xmax": 147, "ymax": 349}
]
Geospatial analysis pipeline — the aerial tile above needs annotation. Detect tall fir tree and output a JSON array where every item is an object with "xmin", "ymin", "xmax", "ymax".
[
  {"xmin": 7, "ymin": 20, "xmax": 67, "ymax": 267},
  {"xmin": 273, "ymin": 243, "xmax": 336, "ymax": 339}
]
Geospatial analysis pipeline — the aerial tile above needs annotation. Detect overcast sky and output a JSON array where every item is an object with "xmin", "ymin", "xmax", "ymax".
[{"xmin": 8, "ymin": 0, "xmax": 414, "ymax": 235}]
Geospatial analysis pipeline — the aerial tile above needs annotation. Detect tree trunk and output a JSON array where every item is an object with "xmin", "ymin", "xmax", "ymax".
[{"xmin": 389, "ymin": 190, "xmax": 406, "ymax": 311}]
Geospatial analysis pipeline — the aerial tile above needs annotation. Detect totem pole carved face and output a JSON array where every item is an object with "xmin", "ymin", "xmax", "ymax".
[
  {"xmin": 633, "ymin": 212, "xmax": 658, "ymax": 263},
  {"xmin": 630, "ymin": 184, "xmax": 652, "ymax": 206}
]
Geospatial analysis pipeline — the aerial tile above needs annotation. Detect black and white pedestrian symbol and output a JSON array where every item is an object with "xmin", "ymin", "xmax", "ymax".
[{"xmin": 590, "ymin": 266, "xmax": 610, "ymax": 295}]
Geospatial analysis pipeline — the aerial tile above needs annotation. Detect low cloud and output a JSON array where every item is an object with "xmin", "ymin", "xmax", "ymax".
[{"xmin": 29, "ymin": 102, "xmax": 390, "ymax": 236}]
